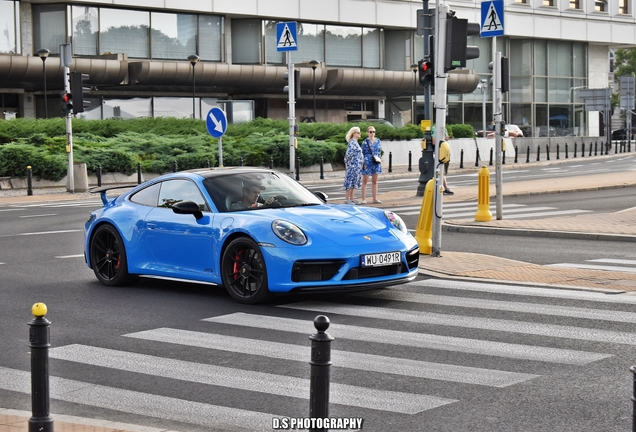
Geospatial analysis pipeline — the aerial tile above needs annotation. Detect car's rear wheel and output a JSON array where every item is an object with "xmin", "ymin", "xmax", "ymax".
[
  {"xmin": 221, "ymin": 237, "xmax": 272, "ymax": 304},
  {"xmin": 90, "ymin": 224, "xmax": 138, "ymax": 286}
]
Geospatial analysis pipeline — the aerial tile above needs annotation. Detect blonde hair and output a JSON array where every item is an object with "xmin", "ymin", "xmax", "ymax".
[{"xmin": 345, "ymin": 126, "xmax": 361, "ymax": 142}]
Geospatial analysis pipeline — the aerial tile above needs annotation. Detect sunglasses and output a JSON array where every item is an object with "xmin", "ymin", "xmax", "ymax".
[{"xmin": 368, "ymin": 131, "xmax": 376, "ymax": 133}]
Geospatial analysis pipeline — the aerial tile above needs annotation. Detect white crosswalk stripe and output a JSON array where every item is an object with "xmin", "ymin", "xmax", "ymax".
[
  {"xmin": 549, "ymin": 258, "xmax": 636, "ymax": 274},
  {"xmin": 1, "ymin": 279, "xmax": 631, "ymax": 430},
  {"xmin": 393, "ymin": 201, "xmax": 591, "ymax": 219}
]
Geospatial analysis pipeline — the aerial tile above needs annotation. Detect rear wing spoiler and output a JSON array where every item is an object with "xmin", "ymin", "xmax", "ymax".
[{"xmin": 89, "ymin": 184, "xmax": 137, "ymax": 206}]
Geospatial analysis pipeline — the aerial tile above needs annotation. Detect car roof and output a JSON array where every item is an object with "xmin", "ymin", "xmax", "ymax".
[{"xmin": 181, "ymin": 166, "xmax": 279, "ymax": 180}]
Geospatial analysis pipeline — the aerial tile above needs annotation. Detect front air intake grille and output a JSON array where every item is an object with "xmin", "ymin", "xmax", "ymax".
[
  {"xmin": 406, "ymin": 247, "xmax": 420, "ymax": 269},
  {"xmin": 343, "ymin": 263, "xmax": 403, "ymax": 280},
  {"xmin": 291, "ymin": 260, "xmax": 345, "ymax": 282}
]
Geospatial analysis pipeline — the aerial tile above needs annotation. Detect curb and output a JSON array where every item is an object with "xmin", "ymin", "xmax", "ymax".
[{"xmin": 442, "ymin": 223, "xmax": 636, "ymax": 242}]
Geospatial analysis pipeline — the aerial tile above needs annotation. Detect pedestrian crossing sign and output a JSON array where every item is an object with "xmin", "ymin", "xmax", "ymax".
[
  {"xmin": 276, "ymin": 21, "xmax": 298, "ymax": 52},
  {"xmin": 481, "ymin": 0, "xmax": 504, "ymax": 38}
]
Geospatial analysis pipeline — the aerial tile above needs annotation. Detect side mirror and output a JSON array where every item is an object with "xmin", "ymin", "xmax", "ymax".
[
  {"xmin": 313, "ymin": 191, "xmax": 328, "ymax": 203},
  {"xmin": 172, "ymin": 200, "xmax": 203, "ymax": 220}
]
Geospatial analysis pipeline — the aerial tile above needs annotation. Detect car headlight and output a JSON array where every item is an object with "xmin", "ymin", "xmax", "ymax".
[
  {"xmin": 384, "ymin": 211, "xmax": 408, "ymax": 234},
  {"xmin": 272, "ymin": 220, "xmax": 307, "ymax": 245}
]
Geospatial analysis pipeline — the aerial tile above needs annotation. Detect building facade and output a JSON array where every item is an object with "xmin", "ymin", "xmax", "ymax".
[{"xmin": 0, "ymin": 0, "xmax": 634, "ymax": 137}]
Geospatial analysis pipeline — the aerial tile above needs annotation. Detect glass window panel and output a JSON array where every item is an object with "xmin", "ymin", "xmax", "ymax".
[
  {"xmin": 199, "ymin": 15, "xmax": 222, "ymax": 62},
  {"xmin": 100, "ymin": 9, "xmax": 149, "ymax": 58},
  {"xmin": 384, "ymin": 30, "xmax": 408, "ymax": 71},
  {"xmin": 72, "ymin": 6, "xmax": 98, "ymax": 56},
  {"xmin": 510, "ymin": 104, "xmax": 532, "ymax": 136},
  {"xmin": 0, "ymin": 1, "xmax": 17, "ymax": 53},
  {"xmin": 154, "ymin": 97, "xmax": 197, "ymax": 118},
  {"xmin": 534, "ymin": 40, "xmax": 547, "ymax": 76},
  {"xmin": 535, "ymin": 77, "xmax": 547, "ymax": 102},
  {"xmin": 510, "ymin": 77, "xmax": 532, "ymax": 103},
  {"xmin": 325, "ymin": 25, "xmax": 361, "ymax": 67},
  {"xmin": 548, "ymin": 78, "xmax": 571, "ymax": 103},
  {"xmin": 264, "ymin": 20, "xmax": 284, "ymax": 65},
  {"xmin": 297, "ymin": 23, "xmax": 325, "ymax": 63},
  {"xmin": 363, "ymin": 28, "xmax": 380, "ymax": 68},
  {"xmin": 548, "ymin": 41, "xmax": 572, "ymax": 77},
  {"xmin": 231, "ymin": 19, "xmax": 260, "ymax": 64},
  {"xmin": 549, "ymin": 105, "xmax": 570, "ymax": 135},
  {"xmin": 151, "ymin": 12, "xmax": 196, "ymax": 60},
  {"xmin": 509, "ymin": 40, "xmax": 532, "ymax": 76},
  {"xmin": 102, "ymin": 98, "xmax": 152, "ymax": 119},
  {"xmin": 535, "ymin": 104, "xmax": 549, "ymax": 135},
  {"xmin": 573, "ymin": 44, "xmax": 586, "ymax": 78},
  {"xmin": 33, "ymin": 4, "xmax": 67, "ymax": 55}
]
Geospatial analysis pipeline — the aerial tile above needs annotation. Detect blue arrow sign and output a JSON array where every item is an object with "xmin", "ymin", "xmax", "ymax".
[
  {"xmin": 481, "ymin": 0, "xmax": 504, "ymax": 38},
  {"xmin": 276, "ymin": 22, "xmax": 298, "ymax": 52},
  {"xmin": 206, "ymin": 107, "xmax": 227, "ymax": 138}
]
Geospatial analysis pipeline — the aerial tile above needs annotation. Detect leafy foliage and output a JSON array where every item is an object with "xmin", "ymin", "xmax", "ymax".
[
  {"xmin": 614, "ymin": 48, "xmax": 636, "ymax": 79},
  {"xmin": 448, "ymin": 123, "xmax": 475, "ymax": 138}
]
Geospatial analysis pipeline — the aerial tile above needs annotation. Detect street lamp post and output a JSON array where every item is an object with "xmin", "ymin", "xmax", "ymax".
[
  {"xmin": 188, "ymin": 54, "xmax": 199, "ymax": 119},
  {"xmin": 411, "ymin": 63, "xmax": 419, "ymax": 125},
  {"xmin": 36, "ymin": 48, "xmax": 50, "ymax": 118},
  {"xmin": 309, "ymin": 60, "xmax": 319, "ymax": 122},
  {"xmin": 479, "ymin": 79, "xmax": 488, "ymax": 137}
]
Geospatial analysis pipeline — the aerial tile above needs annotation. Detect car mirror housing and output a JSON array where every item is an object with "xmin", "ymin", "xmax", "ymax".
[{"xmin": 172, "ymin": 200, "xmax": 203, "ymax": 220}]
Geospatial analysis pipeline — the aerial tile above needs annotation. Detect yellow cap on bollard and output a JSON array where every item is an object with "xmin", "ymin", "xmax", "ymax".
[{"xmin": 32, "ymin": 302, "xmax": 48, "ymax": 317}]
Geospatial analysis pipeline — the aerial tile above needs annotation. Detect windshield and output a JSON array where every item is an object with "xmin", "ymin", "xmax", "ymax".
[{"xmin": 203, "ymin": 171, "xmax": 324, "ymax": 212}]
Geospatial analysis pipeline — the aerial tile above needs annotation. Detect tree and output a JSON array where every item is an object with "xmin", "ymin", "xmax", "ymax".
[{"xmin": 614, "ymin": 48, "xmax": 636, "ymax": 79}]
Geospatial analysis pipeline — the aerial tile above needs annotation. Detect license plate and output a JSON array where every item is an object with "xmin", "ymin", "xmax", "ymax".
[{"xmin": 361, "ymin": 251, "xmax": 401, "ymax": 267}]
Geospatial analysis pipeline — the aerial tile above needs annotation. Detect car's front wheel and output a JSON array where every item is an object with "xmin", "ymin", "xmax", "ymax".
[
  {"xmin": 90, "ymin": 224, "xmax": 138, "ymax": 286},
  {"xmin": 221, "ymin": 237, "xmax": 272, "ymax": 304}
]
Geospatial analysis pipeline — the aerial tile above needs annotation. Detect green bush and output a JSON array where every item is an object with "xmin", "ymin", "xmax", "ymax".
[
  {"xmin": 448, "ymin": 123, "xmax": 474, "ymax": 138},
  {"xmin": 0, "ymin": 144, "xmax": 67, "ymax": 181}
]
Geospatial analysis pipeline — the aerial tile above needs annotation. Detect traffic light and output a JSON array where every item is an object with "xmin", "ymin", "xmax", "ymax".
[
  {"xmin": 445, "ymin": 15, "xmax": 480, "ymax": 72},
  {"xmin": 60, "ymin": 91, "xmax": 73, "ymax": 114},
  {"xmin": 283, "ymin": 69, "xmax": 301, "ymax": 96},
  {"xmin": 418, "ymin": 59, "xmax": 434, "ymax": 86},
  {"xmin": 488, "ymin": 56, "xmax": 509, "ymax": 93},
  {"xmin": 70, "ymin": 72, "xmax": 91, "ymax": 114}
]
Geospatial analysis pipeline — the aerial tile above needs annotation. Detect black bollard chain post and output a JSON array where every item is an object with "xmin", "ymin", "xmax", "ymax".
[
  {"xmin": 476, "ymin": 148, "xmax": 480, "ymax": 167},
  {"xmin": 582, "ymin": 142, "xmax": 585, "ymax": 157},
  {"xmin": 296, "ymin": 157, "xmax": 300, "ymax": 181},
  {"xmin": 536, "ymin": 145, "xmax": 541, "ymax": 162},
  {"xmin": 503, "ymin": 150, "xmax": 506, "ymax": 164},
  {"xmin": 546, "ymin": 143, "xmax": 550, "ymax": 161},
  {"xmin": 319, "ymin": 157, "xmax": 324, "ymax": 180},
  {"xmin": 309, "ymin": 315, "xmax": 334, "ymax": 432},
  {"xmin": 526, "ymin": 146, "xmax": 530, "ymax": 163},
  {"xmin": 556, "ymin": 143, "xmax": 560, "ymax": 160},
  {"xmin": 205, "ymin": 158, "xmax": 210, "ymax": 168},
  {"xmin": 137, "ymin": 162, "xmax": 142, "ymax": 185},
  {"xmin": 408, "ymin": 151, "xmax": 412, "ymax": 172},
  {"xmin": 388, "ymin": 152, "xmax": 393, "ymax": 173},
  {"xmin": 96, "ymin": 164, "xmax": 102, "ymax": 187},
  {"xmin": 460, "ymin": 149, "xmax": 464, "ymax": 168},
  {"xmin": 566, "ymin": 143, "xmax": 569, "ymax": 159},
  {"xmin": 269, "ymin": 157, "xmax": 274, "ymax": 169},
  {"xmin": 29, "ymin": 303, "xmax": 53, "ymax": 432},
  {"xmin": 489, "ymin": 148, "xmax": 493, "ymax": 166},
  {"xmin": 172, "ymin": 160, "xmax": 178, "ymax": 172},
  {"xmin": 27, "ymin": 165, "xmax": 33, "ymax": 196},
  {"xmin": 514, "ymin": 145, "xmax": 518, "ymax": 164},
  {"xmin": 239, "ymin": 156, "xmax": 244, "ymax": 166},
  {"xmin": 594, "ymin": 141, "xmax": 598, "ymax": 156},
  {"xmin": 589, "ymin": 141, "xmax": 593, "ymax": 156}
]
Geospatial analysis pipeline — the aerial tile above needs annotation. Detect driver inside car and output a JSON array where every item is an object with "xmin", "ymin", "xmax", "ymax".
[{"xmin": 230, "ymin": 180, "xmax": 275, "ymax": 210}]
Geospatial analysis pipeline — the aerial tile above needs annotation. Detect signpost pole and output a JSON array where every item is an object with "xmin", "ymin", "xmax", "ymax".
[{"xmin": 288, "ymin": 52, "xmax": 296, "ymax": 177}]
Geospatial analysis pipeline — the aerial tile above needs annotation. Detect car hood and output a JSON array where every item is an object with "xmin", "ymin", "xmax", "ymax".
[{"xmin": 269, "ymin": 204, "xmax": 399, "ymax": 247}]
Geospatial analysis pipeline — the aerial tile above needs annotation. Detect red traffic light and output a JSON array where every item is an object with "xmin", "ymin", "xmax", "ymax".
[
  {"xmin": 421, "ymin": 62, "xmax": 431, "ymax": 72},
  {"xmin": 61, "ymin": 92, "xmax": 71, "ymax": 103}
]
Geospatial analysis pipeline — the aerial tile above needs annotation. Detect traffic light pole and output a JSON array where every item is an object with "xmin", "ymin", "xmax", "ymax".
[
  {"xmin": 287, "ymin": 52, "xmax": 296, "ymax": 177},
  {"xmin": 493, "ymin": 43, "xmax": 503, "ymax": 220},
  {"xmin": 64, "ymin": 66, "xmax": 74, "ymax": 194}
]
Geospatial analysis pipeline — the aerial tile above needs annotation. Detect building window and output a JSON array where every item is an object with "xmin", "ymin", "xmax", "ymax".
[
  {"xmin": 542, "ymin": 0, "xmax": 553, "ymax": 6},
  {"xmin": 619, "ymin": 0, "xmax": 628, "ymax": 13},
  {"xmin": 326, "ymin": 25, "xmax": 362, "ymax": 67},
  {"xmin": 569, "ymin": 0, "xmax": 580, "ymax": 9},
  {"xmin": 231, "ymin": 19, "xmax": 260, "ymax": 64},
  {"xmin": 595, "ymin": 0, "xmax": 606, "ymax": 11},
  {"xmin": 100, "ymin": 9, "xmax": 149, "ymax": 58},
  {"xmin": 0, "ymin": 1, "xmax": 18, "ymax": 54},
  {"xmin": 33, "ymin": 4, "xmax": 67, "ymax": 55},
  {"xmin": 72, "ymin": 6, "xmax": 99, "ymax": 56},
  {"xmin": 295, "ymin": 23, "xmax": 325, "ymax": 65},
  {"xmin": 363, "ymin": 28, "xmax": 381, "ymax": 68},
  {"xmin": 515, "ymin": 0, "xmax": 526, "ymax": 3},
  {"xmin": 199, "ymin": 15, "xmax": 222, "ymax": 62},
  {"xmin": 151, "ymin": 12, "xmax": 197, "ymax": 60}
]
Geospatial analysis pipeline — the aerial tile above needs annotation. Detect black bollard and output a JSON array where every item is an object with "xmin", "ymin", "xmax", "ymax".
[
  {"xmin": 594, "ymin": 141, "xmax": 598, "ymax": 156},
  {"xmin": 269, "ymin": 157, "xmax": 274, "ymax": 169},
  {"xmin": 319, "ymin": 157, "xmax": 324, "ymax": 180},
  {"xmin": 296, "ymin": 157, "xmax": 300, "ymax": 181},
  {"xmin": 29, "ymin": 303, "xmax": 53, "ymax": 432},
  {"xmin": 27, "ymin": 165, "xmax": 33, "ymax": 196},
  {"xmin": 616, "ymin": 140, "xmax": 619, "ymax": 154},
  {"xmin": 566, "ymin": 143, "xmax": 569, "ymax": 159},
  {"xmin": 536, "ymin": 145, "xmax": 540, "ymax": 162},
  {"xmin": 582, "ymin": 142, "xmax": 585, "ymax": 157},
  {"xmin": 556, "ymin": 143, "xmax": 560, "ymax": 160},
  {"xmin": 460, "ymin": 149, "xmax": 464, "ymax": 168},
  {"xmin": 489, "ymin": 147, "xmax": 493, "ymax": 166},
  {"xmin": 589, "ymin": 141, "xmax": 592, "ymax": 156},
  {"xmin": 309, "ymin": 315, "xmax": 334, "ymax": 432},
  {"xmin": 388, "ymin": 152, "xmax": 393, "ymax": 173},
  {"xmin": 172, "ymin": 160, "xmax": 178, "ymax": 172},
  {"xmin": 239, "ymin": 156, "xmax": 244, "ymax": 167},
  {"xmin": 96, "ymin": 164, "xmax": 102, "ymax": 187},
  {"xmin": 503, "ymin": 150, "xmax": 506, "ymax": 164},
  {"xmin": 476, "ymin": 148, "xmax": 480, "ymax": 167},
  {"xmin": 526, "ymin": 146, "xmax": 530, "ymax": 163},
  {"xmin": 546, "ymin": 144, "xmax": 550, "ymax": 161},
  {"xmin": 408, "ymin": 151, "xmax": 412, "ymax": 172},
  {"xmin": 137, "ymin": 162, "xmax": 142, "ymax": 185},
  {"xmin": 514, "ymin": 145, "xmax": 518, "ymax": 164},
  {"xmin": 574, "ymin": 142, "xmax": 577, "ymax": 158},
  {"xmin": 205, "ymin": 158, "xmax": 210, "ymax": 168}
]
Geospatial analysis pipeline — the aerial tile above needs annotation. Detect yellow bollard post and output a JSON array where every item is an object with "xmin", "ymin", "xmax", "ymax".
[
  {"xmin": 475, "ymin": 166, "xmax": 493, "ymax": 221},
  {"xmin": 415, "ymin": 179, "xmax": 435, "ymax": 255}
]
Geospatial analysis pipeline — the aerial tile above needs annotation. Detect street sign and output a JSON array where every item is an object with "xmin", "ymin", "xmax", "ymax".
[
  {"xmin": 578, "ymin": 88, "xmax": 611, "ymax": 111},
  {"xmin": 206, "ymin": 107, "xmax": 227, "ymax": 138},
  {"xmin": 481, "ymin": 0, "xmax": 504, "ymax": 38},
  {"xmin": 276, "ymin": 22, "xmax": 298, "ymax": 52},
  {"xmin": 620, "ymin": 75, "xmax": 635, "ymax": 110}
]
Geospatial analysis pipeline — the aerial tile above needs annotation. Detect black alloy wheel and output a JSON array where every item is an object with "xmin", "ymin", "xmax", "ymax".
[
  {"xmin": 90, "ymin": 224, "xmax": 137, "ymax": 286},
  {"xmin": 221, "ymin": 237, "xmax": 271, "ymax": 304}
]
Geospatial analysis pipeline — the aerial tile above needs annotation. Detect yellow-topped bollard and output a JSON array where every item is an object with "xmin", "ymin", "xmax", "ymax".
[
  {"xmin": 415, "ymin": 179, "xmax": 435, "ymax": 255},
  {"xmin": 475, "ymin": 166, "xmax": 493, "ymax": 221},
  {"xmin": 32, "ymin": 302, "xmax": 47, "ymax": 317}
]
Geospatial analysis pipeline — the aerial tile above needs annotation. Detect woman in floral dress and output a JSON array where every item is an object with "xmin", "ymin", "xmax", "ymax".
[
  {"xmin": 343, "ymin": 126, "xmax": 363, "ymax": 204},
  {"xmin": 360, "ymin": 126, "xmax": 383, "ymax": 204}
]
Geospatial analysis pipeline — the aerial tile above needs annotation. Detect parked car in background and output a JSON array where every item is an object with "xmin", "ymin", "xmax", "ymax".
[
  {"xmin": 475, "ymin": 123, "xmax": 496, "ymax": 138},
  {"xmin": 506, "ymin": 124, "xmax": 524, "ymax": 137},
  {"xmin": 611, "ymin": 127, "xmax": 636, "ymax": 140}
]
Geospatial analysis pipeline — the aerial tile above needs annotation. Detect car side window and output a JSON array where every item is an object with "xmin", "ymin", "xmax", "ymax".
[
  {"xmin": 129, "ymin": 182, "xmax": 161, "ymax": 207},
  {"xmin": 157, "ymin": 179, "xmax": 209, "ymax": 211}
]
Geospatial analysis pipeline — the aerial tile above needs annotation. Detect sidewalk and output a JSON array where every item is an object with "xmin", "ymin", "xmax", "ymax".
[{"xmin": 2, "ymin": 155, "xmax": 636, "ymax": 431}]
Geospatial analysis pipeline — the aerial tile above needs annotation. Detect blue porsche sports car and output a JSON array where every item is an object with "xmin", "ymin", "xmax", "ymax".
[{"xmin": 84, "ymin": 167, "xmax": 420, "ymax": 304}]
